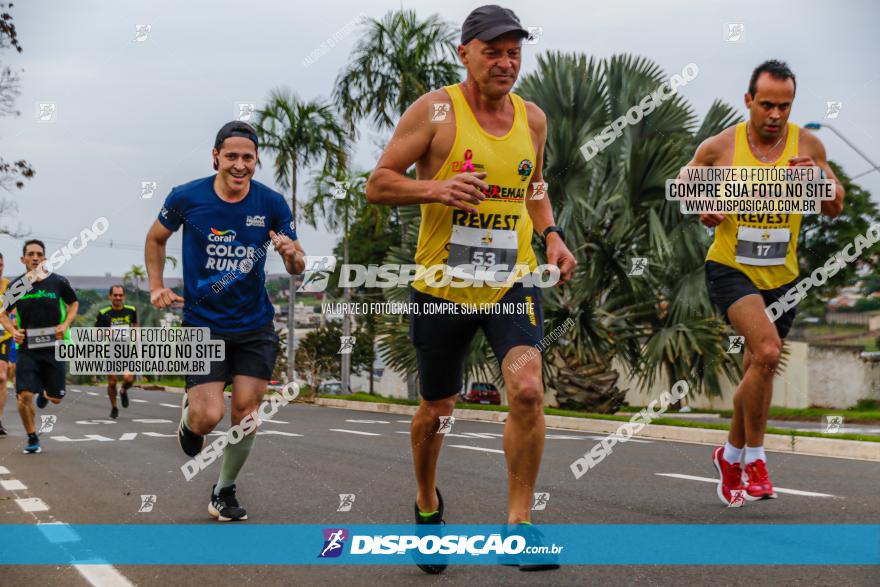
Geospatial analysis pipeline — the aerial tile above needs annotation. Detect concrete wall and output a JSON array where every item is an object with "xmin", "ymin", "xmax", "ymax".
[
  {"xmin": 807, "ymin": 345, "xmax": 880, "ymax": 407},
  {"xmin": 622, "ymin": 341, "xmax": 879, "ymax": 410},
  {"xmin": 369, "ymin": 340, "xmax": 879, "ymax": 410}
]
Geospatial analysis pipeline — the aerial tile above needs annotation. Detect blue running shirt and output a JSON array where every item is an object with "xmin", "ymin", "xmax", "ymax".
[{"xmin": 158, "ymin": 176, "xmax": 296, "ymax": 333}]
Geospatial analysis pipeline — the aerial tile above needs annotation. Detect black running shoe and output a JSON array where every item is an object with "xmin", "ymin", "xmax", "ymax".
[
  {"xmin": 413, "ymin": 487, "xmax": 446, "ymax": 574},
  {"xmin": 209, "ymin": 484, "xmax": 248, "ymax": 521},
  {"xmin": 120, "ymin": 390, "xmax": 129, "ymax": 408},
  {"xmin": 0, "ymin": 421, "xmax": 7, "ymax": 436},
  {"xmin": 35, "ymin": 392, "xmax": 48, "ymax": 409},
  {"xmin": 177, "ymin": 394, "xmax": 204, "ymax": 457},
  {"xmin": 24, "ymin": 434, "xmax": 40, "ymax": 454},
  {"xmin": 110, "ymin": 406, "xmax": 119, "ymax": 419}
]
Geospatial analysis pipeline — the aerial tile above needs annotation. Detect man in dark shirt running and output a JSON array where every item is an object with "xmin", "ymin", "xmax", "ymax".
[
  {"xmin": 0, "ymin": 239, "xmax": 79, "ymax": 454},
  {"xmin": 146, "ymin": 121, "xmax": 305, "ymax": 521},
  {"xmin": 95, "ymin": 284, "xmax": 138, "ymax": 419}
]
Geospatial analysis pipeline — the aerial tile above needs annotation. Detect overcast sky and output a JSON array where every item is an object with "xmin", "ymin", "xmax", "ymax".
[{"xmin": 2, "ymin": 0, "xmax": 878, "ymax": 278}]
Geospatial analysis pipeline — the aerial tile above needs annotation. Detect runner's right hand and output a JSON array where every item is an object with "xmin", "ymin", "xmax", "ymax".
[
  {"xmin": 12, "ymin": 328, "xmax": 24, "ymax": 344},
  {"xmin": 699, "ymin": 213, "xmax": 724, "ymax": 227},
  {"xmin": 430, "ymin": 172, "xmax": 488, "ymax": 214},
  {"xmin": 151, "ymin": 288, "xmax": 184, "ymax": 309}
]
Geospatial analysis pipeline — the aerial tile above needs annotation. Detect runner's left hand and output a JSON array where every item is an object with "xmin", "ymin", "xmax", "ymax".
[
  {"xmin": 547, "ymin": 235, "xmax": 577, "ymax": 285},
  {"xmin": 55, "ymin": 323, "xmax": 66, "ymax": 340}
]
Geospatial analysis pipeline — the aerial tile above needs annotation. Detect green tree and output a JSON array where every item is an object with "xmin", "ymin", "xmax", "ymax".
[
  {"xmin": 334, "ymin": 9, "xmax": 461, "ymax": 133},
  {"xmin": 1, "ymin": 2, "xmax": 34, "ymax": 236},
  {"xmin": 255, "ymin": 88, "xmax": 348, "ymax": 382},
  {"xmin": 294, "ymin": 321, "xmax": 373, "ymax": 389},
  {"xmin": 797, "ymin": 161, "xmax": 880, "ymax": 316}
]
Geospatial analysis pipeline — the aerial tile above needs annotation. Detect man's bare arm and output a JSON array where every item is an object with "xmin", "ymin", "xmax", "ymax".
[
  {"xmin": 145, "ymin": 220, "xmax": 184, "ymax": 308},
  {"xmin": 366, "ymin": 93, "xmax": 488, "ymax": 214},
  {"xmin": 683, "ymin": 135, "xmax": 725, "ymax": 227}
]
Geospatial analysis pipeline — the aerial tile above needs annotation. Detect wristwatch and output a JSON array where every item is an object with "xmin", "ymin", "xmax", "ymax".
[{"xmin": 542, "ymin": 226, "xmax": 565, "ymax": 244}]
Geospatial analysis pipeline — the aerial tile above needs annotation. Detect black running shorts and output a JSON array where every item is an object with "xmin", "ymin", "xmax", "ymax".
[
  {"xmin": 705, "ymin": 261, "xmax": 797, "ymax": 339},
  {"xmin": 0, "ymin": 339, "xmax": 11, "ymax": 362},
  {"xmin": 184, "ymin": 322, "xmax": 279, "ymax": 389},
  {"xmin": 16, "ymin": 348, "xmax": 67, "ymax": 398},
  {"xmin": 409, "ymin": 284, "xmax": 544, "ymax": 401}
]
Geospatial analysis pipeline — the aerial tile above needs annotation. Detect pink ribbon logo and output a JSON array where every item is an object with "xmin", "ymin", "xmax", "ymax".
[{"xmin": 462, "ymin": 149, "xmax": 475, "ymax": 172}]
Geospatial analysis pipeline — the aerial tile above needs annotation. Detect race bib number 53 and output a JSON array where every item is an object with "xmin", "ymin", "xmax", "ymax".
[{"xmin": 447, "ymin": 226, "xmax": 518, "ymax": 281}]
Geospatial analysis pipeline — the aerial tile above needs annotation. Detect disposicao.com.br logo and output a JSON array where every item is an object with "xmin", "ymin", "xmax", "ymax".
[{"xmin": 320, "ymin": 528, "xmax": 533, "ymax": 557}]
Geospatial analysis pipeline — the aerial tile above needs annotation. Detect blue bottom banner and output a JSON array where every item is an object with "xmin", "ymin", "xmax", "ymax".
[{"xmin": 1, "ymin": 524, "xmax": 878, "ymax": 565}]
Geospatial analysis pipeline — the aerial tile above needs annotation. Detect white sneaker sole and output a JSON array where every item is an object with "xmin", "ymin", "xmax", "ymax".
[{"xmin": 208, "ymin": 501, "xmax": 248, "ymax": 522}]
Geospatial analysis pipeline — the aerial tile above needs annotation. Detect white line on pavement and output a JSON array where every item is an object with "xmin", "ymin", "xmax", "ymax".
[
  {"xmin": 655, "ymin": 473, "xmax": 838, "ymax": 498},
  {"xmin": 346, "ymin": 419, "xmax": 390, "ymax": 424},
  {"xmin": 131, "ymin": 419, "xmax": 172, "ymax": 424},
  {"xmin": 118, "ymin": 433, "xmax": 138, "ymax": 441},
  {"xmin": 52, "ymin": 435, "xmax": 114, "ymax": 442},
  {"xmin": 130, "ymin": 399, "xmax": 149, "ymax": 403},
  {"xmin": 2, "ymin": 479, "xmax": 27, "ymax": 491},
  {"xmin": 74, "ymin": 564, "xmax": 135, "ymax": 587},
  {"xmin": 0, "ymin": 466, "xmax": 10, "ymax": 474},
  {"xmin": 449, "ymin": 445, "xmax": 505, "ymax": 454},
  {"xmin": 159, "ymin": 403, "xmax": 179, "ymax": 408},
  {"xmin": 15, "ymin": 497, "xmax": 49, "ymax": 512},
  {"xmin": 260, "ymin": 419, "xmax": 288, "ymax": 424},
  {"xmin": 329, "ymin": 429, "xmax": 381, "ymax": 436},
  {"xmin": 257, "ymin": 430, "xmax": 303, "ymax": 437},
  {"xmin": 86, "ymin": 392, "xmax": 99, "ymax": 396}
]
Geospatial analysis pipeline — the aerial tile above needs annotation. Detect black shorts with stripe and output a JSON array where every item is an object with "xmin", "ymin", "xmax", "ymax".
[{"xmin": 409, "ymin": 284, "xmax": 544, "ymax": 401}]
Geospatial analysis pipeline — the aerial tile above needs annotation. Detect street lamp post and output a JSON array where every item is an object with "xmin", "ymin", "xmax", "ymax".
[{"xmin": 804, "ymin": 122, "xmax": 880, "ymax": 178}]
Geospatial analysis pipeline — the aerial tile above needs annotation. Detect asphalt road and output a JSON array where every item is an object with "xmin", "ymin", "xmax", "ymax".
[{"xmin": 1, "ymin": 385, "xmax": 878, "ymax": 586}]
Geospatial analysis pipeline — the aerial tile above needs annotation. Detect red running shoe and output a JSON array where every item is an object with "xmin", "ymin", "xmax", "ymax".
[
  {"xmin": 744, "ymin": 459, "xmax": 778, "ymax": 501},
  {"xmin": 712, "ymin": 447, "xmax": 745, "ymax": 507}
]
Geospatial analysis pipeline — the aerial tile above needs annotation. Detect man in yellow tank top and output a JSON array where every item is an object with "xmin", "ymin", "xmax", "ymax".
[
  {"xmin": 685, "ymin": 61, "xmax": 844, "ymax": 507},
  {"xmin": 367, "ymin": 5, "xmax": 575, "ymax": 572},
  {"xmin": 0, "ymin": 253, "xmax": 11, "ymax": 435}
]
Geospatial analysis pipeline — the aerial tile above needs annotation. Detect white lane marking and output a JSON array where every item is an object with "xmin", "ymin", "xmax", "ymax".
[
  {"xmin": 52, "ymin": 435, "xmax": 114, "ymax": 442},
  {"xmin": 396, "ymin": 419, "xmax": 411, "ymax": 423},
  {"xmin": 131, "ymin": 419, "xmax": 172, "ymax": 424},
  {"xmin": 346, "ymin": 419, "xmax": 390, "ymax": 424},
  {"xmin": 142, "ymin": 431, "xmax": 177, "ymax": 438},
  {"xmin": 329, "ymin": 428, "xmax": 380, "ymax": 436},
  {"xmin": 159, "ymin": 403, "xmax": 179, "ymax": 408},
  {"xmin": 118, "ymin": 433, "xmax": 138, "ymax": 441},
  {"xmin": 260, "ymin": 418, "xmax": 288, "ymax": 424},
  {"xmin": 449, "ymin": 444, "xmax": 505, "ymax": 454},
  {"xmin": 0, "ymin": 465, "xmax": 10, "ymax": 474},
  {"xmin": 86, "ymin": 392, "xmax": 99, "ymax": 396},
  {"xmin": 655, "ymin": 473, "xmax": 838, "ymax": 498},
  {"xmin": 15, "ymin": 497, "xmax": 49, "ymax": 512},
  {"xmin": 76, "ymin": 420, "xmax": 117, "ymax": 425},
  {"xmin": 257, "ymin": 430, "xmax": 303, "ymax": 437},
  {"xmin": 38, "ymin": 521, "xmax": 80, "ymax": 543},
  {"xmin": 74, "ymin": 563, "xmax": 135, "ymax": 587},
  {"xmin": 130, "ymin": 399, "xmax": 149, "ymax": 403},
  {"xmin": 2, "ymin": 479, "xmax": 27, "ymax": 490},
  {"xmin": 71, "ymin": 389, "xmax": 82, "ymax": 393}
]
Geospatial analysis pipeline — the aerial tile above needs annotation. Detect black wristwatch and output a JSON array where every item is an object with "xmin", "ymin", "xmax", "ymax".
[{"xmin": 542, "ymin": 226, "xmax": 565, "ymax": 244}]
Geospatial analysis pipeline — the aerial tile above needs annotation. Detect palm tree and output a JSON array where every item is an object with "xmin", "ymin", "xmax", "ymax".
[
  {"xmin": 255, "ymin": 88, "xmax": 348, "ymax": 383},
  {"xmin": 377, "ymin": 53, "xmax": 742, "ymax": 411},
  {"xmin": 334, "ymin": 9, "xmax": 461, "ymax": 134}
]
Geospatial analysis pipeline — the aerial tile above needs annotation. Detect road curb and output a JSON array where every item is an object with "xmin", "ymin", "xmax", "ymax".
[{"xmin": 314, "ymin": 398, "xmax": 880, "ymax": 462}]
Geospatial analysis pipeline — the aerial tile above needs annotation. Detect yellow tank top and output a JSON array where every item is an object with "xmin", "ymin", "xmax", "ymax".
[
  {"xmin": 705, "ymin": 121, "xmax": 801, "ymax": 289},
  {"xmin": 0, "ymin": 277, "xmax": 10, "ymax": 342},
  {"xmin": 412, "ymin": 84, "xmax": 538, "ymax": 304}
]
